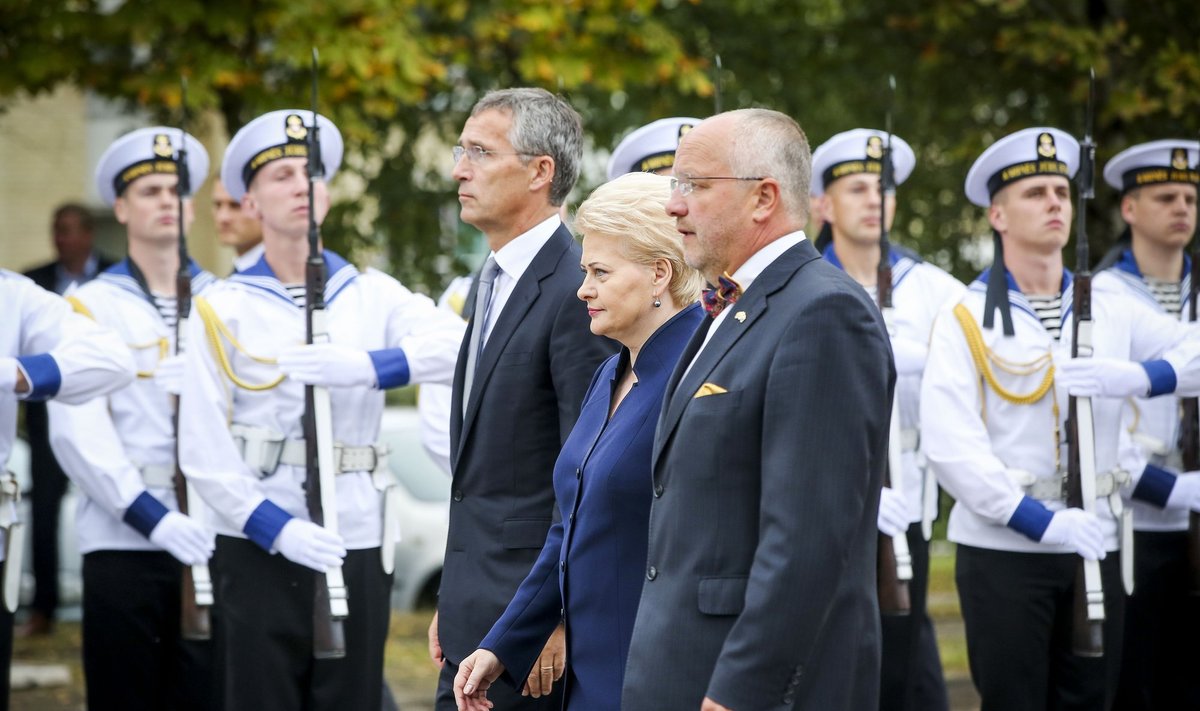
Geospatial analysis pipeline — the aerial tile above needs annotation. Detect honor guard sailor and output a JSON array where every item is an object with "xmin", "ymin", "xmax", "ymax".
[
  {"xmin": 606, "ymin": 116, "xmax": 701, "ymax": 181},
  {"xmin": 920, "ymin": 127, "xmax": 1200, "ymax": 711},
  {"xmin": 47, "ymin": 126, "xmax": 219, "ymax": 711},
  {"xmin": 0, "ymin": 272, "xmax": 134, "ymax": 710},
  {"xmin": 178, "ymin": 109, "xmax": 465, "ymax": 711},
  {"xmin": 1094, "ymin": 139, "xmax": 1200, "ymax": 710},
  {"xmin": 811, "ymin": 128, "xmax": 962, "ymax": 711}
]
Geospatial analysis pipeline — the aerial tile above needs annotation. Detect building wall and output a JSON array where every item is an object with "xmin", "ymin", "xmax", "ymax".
[{"xmin": 0, "ymin": 86, "xmax": 231, "ymax": 275}]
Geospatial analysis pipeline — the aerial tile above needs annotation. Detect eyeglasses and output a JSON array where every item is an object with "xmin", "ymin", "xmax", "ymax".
[
  {"xmin": 669, "ymin": 176, "xmax": 766, "ymax": 197},
  {"xmin": 452, "ymin": 145, "xmax": 537, "ymax": 164}
]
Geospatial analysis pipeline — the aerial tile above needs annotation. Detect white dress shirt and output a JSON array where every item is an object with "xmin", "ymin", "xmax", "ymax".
[{"xmin": 481, "ymin": 215, "xmax": 562, "ymax": 346}]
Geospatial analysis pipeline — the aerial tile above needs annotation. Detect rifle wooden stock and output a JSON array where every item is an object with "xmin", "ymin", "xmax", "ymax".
[
  {"xmin": 875, "ymin": 102, "xmax": 911, "ymax": 615},
  {"xmin": 172, "ymin": 110, "xmax": 213, "ymax": 640}
]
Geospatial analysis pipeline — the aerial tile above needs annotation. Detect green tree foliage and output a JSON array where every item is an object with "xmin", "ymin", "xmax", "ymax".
[{"xmin": 1, "ymin": 0, "xmax": 1195, "ymax": 285}]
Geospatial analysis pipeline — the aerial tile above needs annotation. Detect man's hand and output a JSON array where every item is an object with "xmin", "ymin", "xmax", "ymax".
[
  {"xmin": 428, "ymin": 610, "xmax": 444, "ymax": 668},
  {"xmin": 148, "ymin": 511, "xmax": 214, "ymax": 566},
  {"xmin": 1041, "ymin": 508, "xmax": 1106, "ymax": 560},
  {"xmin": 522, "ymin": 623, "xmax": 565, "ymax": 698},
  {"xmin": 1167, "ymin": 472, "xmax": 1200, "ymax": 512},
  {"xmin": 1055, "ymin": 357, "xmax": 1151, "ymax": 398},
  {"xmin": 273, "ymin": 519, "xmax": 346, "ymax": 572},
  {"xmin": 153, "ymin": 354, "xmax": 186, "ymax": 396},
  {"xmin": 877, "ymin": 486, "xmax": 910, "ymax": 538},
  {"xmin": 454, "ymin": 649, "xmax": 505, "ymax": 711},
  {"xmin": 702, "ymin": 697, "xmax": 733, "ymax": 711},
  {"xmin": 277, "ymin": 343, "xmax": 376, "ymax": 388}
]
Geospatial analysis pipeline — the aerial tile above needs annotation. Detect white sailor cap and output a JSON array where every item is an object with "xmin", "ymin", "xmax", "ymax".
[
  {"xmin": 810, "ymin": 128, "xmax": 916, "ymax": 196},
  {"xmin": 94, "ymin": 127, "xmax": 210, "ymax": 207},
  {"xmin": 221, "ymin": 109, "xmax": 343, "ymax": 202},
  {"xmin": 965, "ymin": 126, "xmax": 1079, "ymax": 207},
  {"xmin": 1103, "ymin": 139, "xmax": 1200, "ymax": 194},
  {"xmin": 606, "ymin": 117, "xmax": 702, "ymax": 182}
]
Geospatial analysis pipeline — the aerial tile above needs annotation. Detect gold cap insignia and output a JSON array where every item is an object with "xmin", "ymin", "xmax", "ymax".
[
  {"xmin": 866, "ymin": 135, "xmax": 884, "ymax": 160},
  {"xmin": 285, "ymin": 114, "xmax": 308, "ymax": 141},
  {"xmin": 678, "ymin": 124, "xmax": 693, "ymax": 142},
  {"xmin": 1172, "ymin": 148, "xmax": 1189, "ymax": 171},
  {"xmin": 152, "ymin": 134, "xmax": 173, "ymax": 158},
  {"xmin": 1037, "ymin": 132, "xmax": 1057, "ymax": 159}
]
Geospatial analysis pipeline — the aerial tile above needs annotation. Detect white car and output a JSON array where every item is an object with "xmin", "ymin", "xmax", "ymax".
[{"xmin": 12, "ymin": 405, "xmax": 450, "ymax": 613}]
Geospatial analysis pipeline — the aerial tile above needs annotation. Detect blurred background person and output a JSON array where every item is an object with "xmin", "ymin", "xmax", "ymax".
[
  {"xmin": 212, "ymin": 179, "xmax": 264, "ymax": 273},
  {"xmin": 454, "ymin": 171, "xmax": 704, "ymax": 711}
]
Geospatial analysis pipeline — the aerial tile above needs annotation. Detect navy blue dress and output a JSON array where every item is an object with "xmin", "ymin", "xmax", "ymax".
[{"xmin": 480, "ymin": 302, "xmax": 703, "ymax": 710}]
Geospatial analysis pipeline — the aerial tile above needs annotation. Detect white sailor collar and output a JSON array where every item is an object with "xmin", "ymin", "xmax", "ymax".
[
  {"xmin": 229, "ymin": 249, "xmax": 359, "ymax": 307},
  {"xmin": 1107, "ymin": 247, "xmax": 1192, "ymax": 311},
  {"xmin": 820, "ymin": 242, "xmax": 918, "ymax": 288},
  {"xmin": 97, "ymin": 258, "xmax": 216, "ymax": 303},
  {"xmin": 969, "ymin": 266, "xmax": 1075, "ymax": 330}
]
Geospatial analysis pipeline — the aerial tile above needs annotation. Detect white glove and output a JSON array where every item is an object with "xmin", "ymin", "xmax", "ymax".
[
  {"xmin": 1055, "ymin": 357, "xmax": 1151, "ymax": 398},
  {"xmin": 0, "ymin": 357, "xmax": 19, "ymax": 393},
  {"xmin": 1041, "ymin": 508, "xmax": 1106, "ymax": 561},
  {"xmin": 153, "ymin": 354, "xmax": 186, "ymax": 396},
  {"xmin": 277, "ymin": 343, "xmax": 376, "ymax": 388},
  {"xmin": 877, "ymin": 486, "xmax": 910, "ymax": 537},
  {"xmin": 274, "ymin": 519, "xmax": 346, "ymax": 572},
  {"xmin": 148, "ymin": 511, "xmax": 215, "ymax": 566},
  {"xmin": 890, "ymin": 337, "xmax": 929, "ymax": 377},
  {"xmin": 1166, "ymin": 472, "xmax": 1200, "ymax": 512}
]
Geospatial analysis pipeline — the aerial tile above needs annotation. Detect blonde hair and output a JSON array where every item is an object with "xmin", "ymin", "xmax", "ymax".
[{"xmin": 574, "ymin": 172, "xmax": 704, "ymax": 306}]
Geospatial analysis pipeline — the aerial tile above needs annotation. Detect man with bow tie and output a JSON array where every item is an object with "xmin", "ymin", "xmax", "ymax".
[{"xmin": 621, "ymin": 109, "xmax": 895, "ymax": 711}]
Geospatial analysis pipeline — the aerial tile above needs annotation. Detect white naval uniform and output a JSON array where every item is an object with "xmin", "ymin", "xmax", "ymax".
[
  {"xmin": 822, "ymin": 246, "xmax": 966, "ymax": 526},
  {"xmin": 1097, "ymin": 252, "xmax": 1194, "ymax": 531},
  {"xmin": 921, "ymin": 268, "xmax": 1200, "ymax": 552},
  {"xmin": 418, "ymin": 275, "xmax": 471, "ymax": 477},
  {"xmin": 178, "ymin": 251, "xmax": 465, "ymax": 552},
  {"xmin": 1, "ymin": 269, "xmax": 136, "ymax": 467},
  {"xmin": 47, "ymin": 261, "xmax": 217, "ymax": 551}
]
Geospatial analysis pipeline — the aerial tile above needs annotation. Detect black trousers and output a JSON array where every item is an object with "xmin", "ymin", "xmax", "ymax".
[
  {"xmin": 25, "ymin": 401, "xmax": 67, "ymax": 618},
  {"xmin": 879, "ymin": 523, "xmax": 949, "ymax": 711},
  {"xmin": 215, "ymin": 536, "xmax": 392, "ymax": 711},
  {"xmin": 1113, "ymin": 530, "xmax": 1200, "ymax": 710},
  {"xmin": 82, "ymin": 550, "xmax": 214, "ymax": 711},
  {"xmin": 436, "ymin": 657, "xmax": 563, "ymax": 711},
  {"xmin": 0, "ymin": 597, "xmax": 12, "ymax": 711},
  {"xmin": 956, "ymin": 544, "xmax": 1125, "ymax": 711}
]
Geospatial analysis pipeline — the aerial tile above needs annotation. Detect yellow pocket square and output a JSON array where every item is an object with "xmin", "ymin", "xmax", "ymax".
[{"xmin": 693, "ymin": 383, "xmax": 728, "ymax": 398}]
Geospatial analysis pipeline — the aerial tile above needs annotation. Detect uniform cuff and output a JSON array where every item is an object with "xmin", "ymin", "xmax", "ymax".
[
  {"xmin": 123, "ymin": 491, "xmax": 170, "ymax": 539},
  {"xmin": 1142, "ymin": 360, "xmax": 1176, "ymax": 397},
  {"xmin": 368, "ymin": 348, "xmax": 410, "ymax": 389},
  {"xmin": 1132, "ymin": 464, "xmax": 1175, "ymax": 508},
  {"xmin": 1007, "ymin": 496, "xmax": 1054, "ymax": 541},
  {"xmin": 243, "ymin": 500, "xmax": 294, "ymax": 551},
  {"xmin": 16, "ymin": 354, "xmax": 61, "ymax": 401}
]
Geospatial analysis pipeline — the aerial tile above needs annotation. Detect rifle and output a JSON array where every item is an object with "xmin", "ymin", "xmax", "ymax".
[
  {"xmin": 173, "ymin": 77, "xmax": 214, "ymax": 640},
  {"xmin": 1182, "ymin": 134, "xmax": 1200, "ymax": 595},
  {"xmin": 713, "ymin": 54, "xmax": 724, "ymax": 114},
  {"xmin": 302, "ymin": 48, "xmax": 349, "ymax": 659},
  {"xmin": 876, "ymin": 75, "xmax": 913, "ymax": 616},
  {"xmin": 1065, "ymin": 68, "xmax": 1104, "ymax": 657}
]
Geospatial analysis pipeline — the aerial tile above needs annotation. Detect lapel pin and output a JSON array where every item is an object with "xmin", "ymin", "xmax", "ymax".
[{"xmin": 735, "ymin": 311, "xmax": 746, "ymax": 322}]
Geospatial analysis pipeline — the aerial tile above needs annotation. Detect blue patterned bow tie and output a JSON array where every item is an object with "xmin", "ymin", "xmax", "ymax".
[{"xmin": 702, "ymin": 273, "xmax": 742, "ymax": 318}]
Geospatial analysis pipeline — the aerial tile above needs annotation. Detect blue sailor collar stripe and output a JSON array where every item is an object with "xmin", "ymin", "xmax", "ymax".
[
  {"xmin": 971, "ymin": 266, "xmax": 1075, "ymax": 329},
  {"xmin": 98, "ymin": 258, "xmax": 215, "ymax": 302},
  {"xmin": 820, "ymin": 242, "xmax": 910, "ymax": 287},
  {"xmin": 1112, "ymin": 247, "xmax": 1192, "ymax": 283},
  {"xmin": 1108, "ymin": 248, "xmax": 1193, "ymax": 313},
  {"xmin": 229, "ymin": 250, "xmax": 359, "ymax": 307}
]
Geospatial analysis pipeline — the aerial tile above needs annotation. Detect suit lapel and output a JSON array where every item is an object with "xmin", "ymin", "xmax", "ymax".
[
  {"xmin": 652, "ymin": 239, "xmax": 820, "ymax": 469},
  {"xmin": 455, "ymin": 225, "xmax": 573, "ymax": 466}
]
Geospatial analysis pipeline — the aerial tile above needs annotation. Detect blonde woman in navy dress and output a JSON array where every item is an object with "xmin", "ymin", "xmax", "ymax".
[{"xmin": 453, "ymin": 171, "xmax": 704, "ymax": 711}]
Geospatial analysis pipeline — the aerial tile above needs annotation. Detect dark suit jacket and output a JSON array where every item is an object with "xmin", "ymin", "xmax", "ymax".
[
  {"xmin": 479, "ymin": 303, "xmax": 703, "ymax": 711},
  {"xmin": 621, "ymin": 238, "xmax": 895, "ymax": 711},
  {"xmin": 439, "ymin": 224, "xmax": 614, "ymax": 664}
]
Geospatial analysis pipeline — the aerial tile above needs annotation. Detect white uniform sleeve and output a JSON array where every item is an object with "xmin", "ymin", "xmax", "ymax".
[
  {"xmin": 48, "ymin": 397, "xmax": 155, "ymax": 524},
  {"xmin": 17, "ymin": 281, "xmax": 135, "ymax": 403},
  {"xmin": 1122, "ymin": 296, "xmax": 1200, "ymax": 396},
  {"xmin": 920, "ymin": 305, "xmax": 1026, "ymax": 525},
  {"xmin": 178, "ymin": 307, "xmax": 274, "ymax": 535},
  {"xmin": 365, "ymin": 271, "xmax": 466, "ymax": 388}
]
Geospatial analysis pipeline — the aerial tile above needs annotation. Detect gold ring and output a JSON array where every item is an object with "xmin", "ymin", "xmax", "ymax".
[{"xmin": 541, "ymin": 666, "xmax": 553, "ymax": 671}]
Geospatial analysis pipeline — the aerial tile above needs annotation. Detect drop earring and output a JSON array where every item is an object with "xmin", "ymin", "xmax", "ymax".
[{"xmin": 653, "ymin": 295, "xmax": 662, "ymax": 308}]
